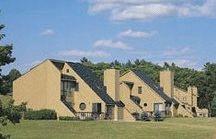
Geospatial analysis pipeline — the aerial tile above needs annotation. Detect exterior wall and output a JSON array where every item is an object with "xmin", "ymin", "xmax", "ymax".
[
  {"xmin": 119, "ymin": 83, "xmax": 143, "ymax": 114},
  {"xmin": 104, "ymin": 69, "xmax": 135, "ymax": 121},
  {"xmin": 189, "ymin": 86, "xmax": 198, "ymax": 107},
  {"xmin": 117, "ymin": 107, "xmax": 124, "ymax": 120},
  {"xmin": 61, "ymin": 63, "xmax": 106, "ymax": 113},
  {"xmin": 46, "ymin": 61, "xmax": 74, "ymax": 117},
  {"xmin": 174, "ymin": 87, "xmax": 188, "ymax": 104},
  {"xmin": 197, "ymin": 108, "xmax": 208, "ymax": 117},
  {"xmin": 13, "ymin": 60, "xmax": 74, "ymax": 117},
  {"xmin": 120, "ymin": 71, "xmax": 166, "ymax": 112},
  {"xmin": 123, "ymin": 108, "xmax": 136, "ymax": 121},
  {"xmin": 177, "ymin": 105, "xmax": 193, "ymax": 118},
  {"xmin": 13, "ymin": 60, "xmax": 48, "ymax": 109},
  {"xmin": 160, "ymin": 70, "xmax": 174, "ymax": 98},
  {"xmin": 174, "ymin": 86, "xmax": 198, "ymax": 108}
]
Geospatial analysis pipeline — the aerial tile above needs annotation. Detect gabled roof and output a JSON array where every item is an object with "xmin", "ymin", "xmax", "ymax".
[
  {"xmin": 66, "ymin": 62, "xmax": 116, "ymax": 106},
  {"xmin": 50, "ymin": 59, "xmax": 117, "ymax": 106},
  {"xmin": 50, "ymin": 59, "xmax": 125, "ymax": 106},
  {"xmin": 50, "ymin": 59, "xmax": 65, "ymax": 70},
  {"xmin": 131, "ymin": 70, "xmax": 177, "ymax": 104}
]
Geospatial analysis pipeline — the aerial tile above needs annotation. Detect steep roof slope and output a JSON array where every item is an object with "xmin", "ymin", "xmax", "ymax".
[
  {"xmin": 50, "ymin": 59, "xmax": 124, "ymax": 106},
  {"xmin": 67, "ymin": 62, "xmax": 116, "ymax": 106},
  {"xmin": 50, "ymin": 59, "xmax": 65, "ymax": 70},
  {"xmin": 131, "ymin": 70, "xmax": 178, "ymax": 104}
]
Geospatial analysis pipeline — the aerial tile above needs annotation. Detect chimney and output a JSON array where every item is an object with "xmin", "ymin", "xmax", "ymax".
[
  {"xmin": 104, "ymin": 69, "xmax": 120, "ymax": 101},
  {"xmin": 160, "ymin": 70, "xmax": 174, "ymax": 98},
  {"xmin": 188, "ymin": 86, "xmax": 198, "ymax": 107}
]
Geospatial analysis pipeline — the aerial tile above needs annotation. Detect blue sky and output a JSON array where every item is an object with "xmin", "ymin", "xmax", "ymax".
[{"xmin": 1, "ymin": 0, "xmax": 216, "ymax": 74}]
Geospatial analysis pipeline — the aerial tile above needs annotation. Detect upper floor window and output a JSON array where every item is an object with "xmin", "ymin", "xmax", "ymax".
[
  {"xmin": 61, "ymin": 81, "xmax": 79, "ymax": 96},
  {"xmin": 66, "ymin": 69, "xmax": 70, "ymax": 73},
  {"xmin": 138, "ymin": 86, "xmax": 142, "ymax": 94}
]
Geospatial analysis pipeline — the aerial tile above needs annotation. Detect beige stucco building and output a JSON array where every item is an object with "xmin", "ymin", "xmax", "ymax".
[{"xmin": 13, "ymin": 59, "xmax": 208, "ymax": 122}]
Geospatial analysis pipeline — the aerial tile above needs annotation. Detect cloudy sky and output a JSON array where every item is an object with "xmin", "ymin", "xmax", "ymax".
[{"xmin": 1, "ymin": 0, "xmax": 216, "ymax": 73}]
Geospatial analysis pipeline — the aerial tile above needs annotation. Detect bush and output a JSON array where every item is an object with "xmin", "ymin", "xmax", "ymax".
[
  {"xmin": 24, "ymin": 109, "xmax": 57, "ymax": 120},
  {"xmin": 141, "ymin": 112, "xmax": 151, "ymax": 121},
  {"xmin": 131, "ymin": 112, "xmax": 140, "ymax": 120},
  {"xmin": 154, "ymin": 111, "xmax": 165, "ymax": 121},
  {"xmin": 81, "ymin": 117, "xmax": 94, "ymax": 121},
  {"xmin": 59, "ymin": 116, "xmax": 80, "ymax": 121}
]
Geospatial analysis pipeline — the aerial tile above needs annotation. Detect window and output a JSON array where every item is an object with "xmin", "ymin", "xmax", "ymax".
[
  {"xmin": 61, "ymin": 81, "xmax": 78, "ymax": 96},
  {"xmin": 92, "ymin": 103, "xmax": 102, "ymax": 114},
  {"xmin": 79, "ymin": 103, "xmax": 86, "ymax": 110},
  {"xmin": 66, "ymin": 69, "xmax": 69, "ymax": 73},
  {"xmin": 144, "ymin": 103, "xmax": 147, "ymax": 107},
  {"xmin": 138, "ymin": 86, "xmax": 142, "ymax": 94}
]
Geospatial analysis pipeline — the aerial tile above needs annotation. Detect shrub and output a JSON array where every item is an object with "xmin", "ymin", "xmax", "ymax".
[
  {"xmin": 177, "ymin": 114, "xmax": 183, "ymax": 118},
  {"xmin": 81, "ymin": 117, "xmax": 94, "ymax": 121},
  {"xmin": 132, "ymin": 112, "xmax": 140, "ymax": 120},
  {"xmin": 141, "ymin": 112, "xmax": 151, "ymax": 121},
  {"xmin": 154, "ymin": 111, "xmax": 165, "ymax": 121},
  {"xmin": 0, "ymin": 98, "xmax": 23, "ymax": 139},
  {"xmin": 24, "ymin": 109, "xmax": 57, "ymax": 120},
  {"xmin": 59, "ymin": 116, "xmax": 80, "ymax": 121}
]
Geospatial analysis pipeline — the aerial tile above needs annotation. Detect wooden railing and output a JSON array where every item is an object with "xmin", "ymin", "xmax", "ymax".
[{"xmin": 76, "ymin": 112, "xmax": 105, "ymax": 120}]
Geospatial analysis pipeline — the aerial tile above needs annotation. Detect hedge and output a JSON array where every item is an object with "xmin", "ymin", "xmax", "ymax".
[{"xmin": 24, "ymin": 109, "xmax": 57, "ymax": 120}]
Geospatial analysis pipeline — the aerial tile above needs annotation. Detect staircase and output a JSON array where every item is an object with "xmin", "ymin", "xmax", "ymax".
[
  {"xmin": 130, "ymin": 95, "xmax": 143, "ymax": 109},
  {"xmin": 174, "ymin": 97, "xmax": 194, "ymax": 117},
  {"xmin": 61, "ymin": 97, "xmax": 77, "ymax": 115}
]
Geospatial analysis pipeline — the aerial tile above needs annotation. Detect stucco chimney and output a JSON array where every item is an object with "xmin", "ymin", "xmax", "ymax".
[
  {"xmin": 104, "ymin": 69, "xmax": 120, "ymax": 101},
  {"xmin": 188, "ymin": 86, "xmax": 198, "ymax": 107},
  {"xmin": 160, "ymin": 70, "xmax": 174, "ymax": 98}
]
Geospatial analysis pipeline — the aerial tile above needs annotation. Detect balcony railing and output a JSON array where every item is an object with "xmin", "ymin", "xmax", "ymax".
[{"xmin": 76, "ymin": 112, "xmax": 105, "ymax": 120}]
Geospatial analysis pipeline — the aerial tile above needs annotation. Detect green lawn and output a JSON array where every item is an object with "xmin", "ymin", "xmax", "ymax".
[{"xmin": 1, "ymin": 118, "xmax": 216, "ymax": 139}]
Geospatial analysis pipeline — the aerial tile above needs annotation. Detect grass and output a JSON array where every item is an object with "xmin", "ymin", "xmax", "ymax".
[
  {"xmin": 1, "ymin": 118, "xmax": 216, "ymax": 139},
  {"xmin": 1, "ymin": 95, "xmax": 215, "ymax": 139}
]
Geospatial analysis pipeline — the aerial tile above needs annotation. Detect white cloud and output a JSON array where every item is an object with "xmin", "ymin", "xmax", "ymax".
[
  {"xmin": 93, "ymin": 39, "xmax": 132, "ymax": 50},
  {"xmin": 163, "ymin": 47, "xmax": 191, "ymax": 57},
  {"xmin": 118, "ymin": 29, "xmax": 157, "ymax": 38},
  {"xmin": 157, "ymin": 59, "xmax": 198, "ymax": 69},
  {"xmin": 87, "ymin": 0, "xmax": 216, "ymax": 21},
  {"xmin": 58, "ymin": 49, "xmax": 110, "ymax": 58},
  {"xmin": 40, "ymin": 29, "xmax": 55, "ymax": 36}
]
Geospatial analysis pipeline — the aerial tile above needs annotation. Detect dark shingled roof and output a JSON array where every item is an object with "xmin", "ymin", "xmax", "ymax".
[
  {"xmin": 132, "ymin": 70, "xmax": 178, "ymax": 104},
  {"xmin": 61, "ymin": 74, "xmax": 76, "ymax": 81},
  {"xmin": 50, "ymin": 59, "xmax": 65, "ymax": 70},
  {"xmin": 67, "ymin": 62, "xmax": 116, "ymax": 106},
  {"xmin": 115, "ymin": 101, "xmax": 125, "ymax": 107}
]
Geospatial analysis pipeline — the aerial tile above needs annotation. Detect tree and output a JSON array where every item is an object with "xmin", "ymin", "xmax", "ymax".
[
  {"xmin": 0, "ymin": 99, "xmax": 25, "ymax": 139},
  {"xmin": 0, "ymin": 20, "xmax": 15, "ymax": 95},
  {"xmin": 134, "ymin": 59, "xmax": 140, "ymax": 66},
  {"xmin": 202, "ymin": 63, "xmax": 216, "ymax": 116},
  {"xmin": 80, "ymin": 57, "xmax": 92, "ymax": 66},
  {"xmin": 1, "ymin": 69, "xmax": 21, "ymax": 95},
  {"xmin": 211, "ymin": 94, "xmax": 216, "ymax": 116}
]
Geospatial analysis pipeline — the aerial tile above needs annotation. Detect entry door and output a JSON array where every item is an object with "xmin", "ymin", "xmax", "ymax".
[
  {"xmin": 154, "ymin": 103, "xmax": 160, "ymax": 113},
  {"xmin": 92, "ymin": 103, "xmax": 102, "ymax": 114}
]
